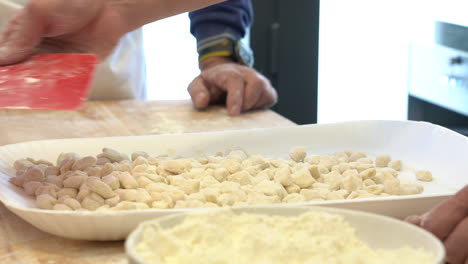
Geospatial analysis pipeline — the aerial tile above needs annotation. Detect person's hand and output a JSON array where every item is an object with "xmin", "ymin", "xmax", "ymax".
[
  {"xmin": 0, "ymin": 0, "xmax": 128, "ymax": 65},
  {"xmin": 188, "ymin": 56, "xmax": 278, "ymax": 116},
  {"xmin": 405, "ymin": 185, "xmax": 468, "ymax": 264},
  {"xmin": 0, "ymin": 0, "xmax": 224, "ymax": 65}
]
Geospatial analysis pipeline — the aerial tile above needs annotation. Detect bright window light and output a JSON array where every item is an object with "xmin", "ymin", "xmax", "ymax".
[{"xmin": 143, "ymin": 13, "xmax": 199, "ymax": 100}]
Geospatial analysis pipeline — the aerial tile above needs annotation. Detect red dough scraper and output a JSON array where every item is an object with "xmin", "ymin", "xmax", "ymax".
[{"xmin": 0, "ymin": 54, "xmax": 99, "ymax": 110}]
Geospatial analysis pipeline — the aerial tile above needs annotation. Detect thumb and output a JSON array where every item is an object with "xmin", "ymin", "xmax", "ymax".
[
  {"xmin": 0, "ymin": 7, "xmax": 45, "ymax": 65},
  {"xmin": 405, "ymin": 215, "xmax": 422, "ymax": 226}
]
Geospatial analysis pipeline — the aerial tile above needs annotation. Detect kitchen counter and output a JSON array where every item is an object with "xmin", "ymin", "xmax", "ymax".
[{"xmin": 0, "ymin": 100, "xmax": 295, "ymax": 264}]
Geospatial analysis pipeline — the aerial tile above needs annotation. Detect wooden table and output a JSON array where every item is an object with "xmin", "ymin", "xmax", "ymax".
[{"xmin": 0, "ymin": 100, "xmax": 295, "ymax": 264}]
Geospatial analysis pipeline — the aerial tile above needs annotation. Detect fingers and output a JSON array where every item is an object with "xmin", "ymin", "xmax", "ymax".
[
  {"xmin": 405, "ymin": 215, "xmax": 423, "ymax": 226},
  {"xmin": 254, "ymin": 79, "xmax": 278, "ymax": 109},
  {"xmin": 188, "ymin": 76, "xmax": 211, "ymax": 109},
  {"xmin": 0, "ymin": 7, "xmax": 45, "ymax": 65},
  {"xmin": 236, "ymin": 67, "xmax": 278, "ymax": 111},
  {"xmin": 30, "ymin": 0, "xmax": 104, "ymax": 37},
  {"xmin": 200, "ymin": 64, "xmax": 245, "ymax": 116},
  {"xmin": 420, "ymin": 185, "xmax": 468, "ymax": 240},
  {"xmin": 242, "ymin": 72, "xmax": 264, "ymax": 111},
  {"xmin": 0, "ymin": 0, "xmax": 107, "ymax": 65},
  {"xmin": 199, "ymin": 63, "xmax": 277, "ymax": 115},
  {"xmin": 224, "ymin": 75, "xmax": 244, "ymax": 116},
  {"xmin": 444, "ymin": 217, "xmax": 468, "ymax": 264},
  {"xmin": 406, "ymin": 186, "xmax": 468, "ymax": 264}
]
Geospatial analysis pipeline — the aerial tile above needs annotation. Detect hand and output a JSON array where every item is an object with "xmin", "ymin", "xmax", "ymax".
[
  {"xmin": 405, "ymin": 185, "xmax": 468, "ymax": 264},
  {"xmin": 0, "ymin": 0, "xmax": 127, "ymax": 65},
  {"xmin": 188, "ymin": 56, "xmax": 278, "ymax": 116},
  {"xmin": 0, "ymin": 0, "xmax": 224, "ymax": 65}
]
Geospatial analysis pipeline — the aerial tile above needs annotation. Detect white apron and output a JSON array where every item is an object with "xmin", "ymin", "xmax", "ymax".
[{"xmin": 0, "ymin": 0, "xmax": 147, "ymax": 100}]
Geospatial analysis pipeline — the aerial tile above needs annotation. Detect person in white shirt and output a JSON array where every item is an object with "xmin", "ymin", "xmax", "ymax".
[{"xmin": 0, "ymin": 0, "xmax": 277, "ymax": 116}]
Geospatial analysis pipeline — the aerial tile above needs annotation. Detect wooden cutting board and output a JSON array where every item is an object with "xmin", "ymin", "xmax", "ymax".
[{"xmin": 0, "ymin": 100, "xmax": 295, "ymax": 264}]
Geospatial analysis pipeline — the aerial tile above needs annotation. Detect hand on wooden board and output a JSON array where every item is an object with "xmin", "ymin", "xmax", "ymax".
[{"xmin": 188, "ymin": 56, "xmax": 277, "ymax": 116}]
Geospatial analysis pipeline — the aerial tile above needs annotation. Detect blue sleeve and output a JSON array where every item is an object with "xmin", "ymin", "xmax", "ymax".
[{"xmin": 189, "ymin": 0, "xmax": 253, "ymax": 43}]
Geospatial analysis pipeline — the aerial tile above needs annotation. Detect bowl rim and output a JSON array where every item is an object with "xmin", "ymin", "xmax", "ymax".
[{"xmin": 125, "ymin": 205, "xmax": 445, "ymax": 264}]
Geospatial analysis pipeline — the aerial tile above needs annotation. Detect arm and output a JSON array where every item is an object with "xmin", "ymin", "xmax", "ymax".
[
  {"xmin": 187, "ymin": 0, "xmax": 277, "ymax": 116},
  {"xmin": 0, "ymin": 0, "xmax": 226, "ymax": 65},
  {"xmin": 189, "ymin": 0, "xmax": 253, "ymax": 54},
  {"xmin": 189, "ymin": 0, "xmax": 253, "ymax": 69},
  {"xmin": 121, "ymin": 0, "xmax": 231, "ymax": 34}
]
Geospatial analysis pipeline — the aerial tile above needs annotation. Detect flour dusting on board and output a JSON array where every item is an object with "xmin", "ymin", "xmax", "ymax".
[{"xmin": 150, "ymin": 112, "xmax": 233, "ymax": 135}]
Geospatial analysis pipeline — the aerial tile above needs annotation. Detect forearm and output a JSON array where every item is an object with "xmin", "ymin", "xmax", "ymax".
[
  {"xmin": 116, "ymin": 0, "xmax": 226, "ymax": 34},
  {"xmin": 189, "ymin": 0, "xmax": 254, "ymax": 69},
  {"xmin": 189, "ymin": 0, "xmax": 253, "ymax": 41}
]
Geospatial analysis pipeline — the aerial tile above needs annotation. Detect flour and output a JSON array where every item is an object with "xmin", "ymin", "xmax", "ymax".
[
  {"xmin": 135, "ymin": 210, "xmax": 434, "ymax": 264},
  {"xmin": 150, "ymin": 118, "xmax": 185, "ymax": 134}
]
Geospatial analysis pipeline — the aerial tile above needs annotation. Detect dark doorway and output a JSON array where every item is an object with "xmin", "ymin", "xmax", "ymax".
[{"xmin": 250, "ymin": 0, "xmax": 320, "ymax": 124}]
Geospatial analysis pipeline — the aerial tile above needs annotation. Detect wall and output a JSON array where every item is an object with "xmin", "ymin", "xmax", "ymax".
[
  {"xmin": 318, "ymin": 0, "xmax": 468, "ymax": 123},
  {"xmin": 317, "ymin": 0, "xmax": 411, "ymax": 123}
]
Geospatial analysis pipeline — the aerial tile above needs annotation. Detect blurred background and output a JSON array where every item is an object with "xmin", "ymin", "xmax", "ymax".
[{"xmin": 143, "ymin": 0, "xmax": 468, "ymax": 135}]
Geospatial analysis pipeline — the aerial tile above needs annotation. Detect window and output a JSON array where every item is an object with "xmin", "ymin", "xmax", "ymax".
[
  {"xmin": 143, "ymin": 14, "xmax": 199, "ymax": 100},
  {"xmin": 318, "ymin": 0, "xmax": 410, "ymax": 123}
]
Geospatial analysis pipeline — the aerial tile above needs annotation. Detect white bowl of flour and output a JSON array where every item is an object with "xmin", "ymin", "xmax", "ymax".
[{"xmin": 125, "ymin": 206, "xmax": 445, "ymax": 264}]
